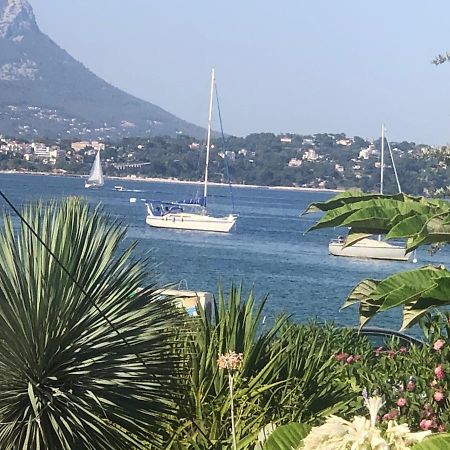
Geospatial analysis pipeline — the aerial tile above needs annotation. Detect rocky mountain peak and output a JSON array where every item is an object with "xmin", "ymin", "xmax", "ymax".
[
  {"xmin": 0, "ymin": 0, "xmax": 203, "ymax": 139},
  {"xmin": 0, "ymin": 0, "xmax": 37, "ymax": 40}
]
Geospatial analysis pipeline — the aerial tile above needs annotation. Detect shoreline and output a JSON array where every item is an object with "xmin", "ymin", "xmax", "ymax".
[{"xmin": 0, "ymin": 169, "xmax": 344, "ymax": 194}]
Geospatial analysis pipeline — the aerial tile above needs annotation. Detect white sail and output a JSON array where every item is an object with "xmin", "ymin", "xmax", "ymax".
[{"xmin": 85, "ymin": 150, "xmax": 104, "ymax": 188}]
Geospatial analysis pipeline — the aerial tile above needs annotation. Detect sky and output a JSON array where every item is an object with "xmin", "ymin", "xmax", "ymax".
[{"xmin": 29, "ymin": 0, "xmax": 450, "ymax": 144}]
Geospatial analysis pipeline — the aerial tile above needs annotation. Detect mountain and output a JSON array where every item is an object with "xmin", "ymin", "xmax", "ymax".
[{"xmin": 0, "ymin": 0, "xmax": 204, "ymax": 139}]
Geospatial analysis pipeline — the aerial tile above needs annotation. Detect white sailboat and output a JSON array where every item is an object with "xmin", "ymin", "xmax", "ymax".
[
  {"xmin": 145, "ymin": 69, "xmax": 238, "ymax": 233},
  {"xmin": 85, "ymin": 150, "xmax": 104, "ymax": 188},
  {"xmin": 329, "ymin": 125, "xmax": 410, "ymax": 261}
]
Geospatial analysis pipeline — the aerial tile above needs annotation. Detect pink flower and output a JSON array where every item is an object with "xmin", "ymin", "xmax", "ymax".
[
  {"xmin": 386, "ymin": 350, "xmax": 396, "ymax": 359},
  {"xmin": 353, "ymin": 354, "xmax": 361, "ymax": 361},
  {"xmin": 383, "ymin": 413, "xmax": 390, "ymax": 421},
  {"xmin": 434, "ymin": 391, "xmax": 445, "ymax": 402},
  {"xmin": 406, "ymin": 381, "xmax": 416, "ymax": 391},
  {"xmin": 420, "ymin": 419, "xmax": 433, "ymax": 430},
  {"xmin": 433, "ymin": 339, "xmax": 445, "ymax": 351},
  {"xmin": 434, "ymin": 365, "xmax": 445, "ymax": 380},
  {"xmin": 335, "ymin": 352, "xmax": 349, "ymax": 362},
  {"xmin": 387, "ymin": 409, "xmax": 398, "ymax": 420},
  {"xmin": 397, "ymin": 397, "xmax": 407, "ymax": 407},
  {"xmin": 374, "ymin": 347, "xmax": 383, "ymax": 357},
  {"xmin": 217, "ymin": 351, "xmax": 243, "ymax": 371},
  {"xmin": 431, "ymin": 379, "xmax": 438, "ymax": 387},
  {"xmin": 399, "ymin": 346, "xmax": 408, "ymax": 354},
  {"xmin": 438, "ymin": 424, "xmax": 446, "ymax": 432},
  {"xmin": 346, "ymin": 355, "xmax": 354, "ymax": 364}
]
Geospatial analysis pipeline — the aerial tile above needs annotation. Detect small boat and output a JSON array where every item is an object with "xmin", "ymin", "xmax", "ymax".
[
  {"xmin": 146, "ymin": 68, "xmax": 238, "ymax": 233},
  {"xmin": 329, "ymin": 125, "xmax": 410, "ymax": 261},
  {"xmin": 85, "ymin": 150, "xmax": 104, "ymax": 188},
  {"xmin": 114, "ymin": 185, "xmax": 125, "ymax": 192}
]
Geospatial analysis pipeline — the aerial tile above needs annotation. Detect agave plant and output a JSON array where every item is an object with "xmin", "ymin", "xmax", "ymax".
[
  {"xmin": 304, "ymin": 191, "xmax": 450, "ymax": 329},
  {"xmin": 0, "ymin": 198, "xmax": 183, "ymax": 449}
]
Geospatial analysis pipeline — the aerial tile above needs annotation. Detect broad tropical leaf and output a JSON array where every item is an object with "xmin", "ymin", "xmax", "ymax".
[
  {"xmin": 307, "ymin": 191, "xmax": 450, "ymax": 330},
  {"xmin": 342, "ymin": 279, "xmax": 382, "ymax": 327},
  {"xmin": 260, "ymin": 423, "xmax": 311, "ymax": 450},
  {"xmin": 411, "ymin": 434, "xmax": 450, "ymax": 449},
  {"xmin": 304, "ymin": 192, "xmax": 450, "ymax": 251},
  {"xmin": 0, "ymin": 198, "xmax": 183, "ymax": 449},
  {"xmin": 341, "ymin": 266, "xmax": 450, "ymax": 329},
  {"xmin": 302, "ymin": 191, "xmax": 380, "ymax": 214}
]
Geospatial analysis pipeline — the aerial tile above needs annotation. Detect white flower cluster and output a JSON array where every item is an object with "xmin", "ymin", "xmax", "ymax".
[{"xmin": 302, "ymin": 396, "xmax": 431, "ymax": 450}]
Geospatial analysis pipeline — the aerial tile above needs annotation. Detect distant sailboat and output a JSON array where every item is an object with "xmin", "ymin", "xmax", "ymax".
[
  {"xmin": 329, "ymin": 125, "xmax": 410, "ymax": 261},
  {"xmin": 85, "ymin": 150, "xmax": 104, "ymax": 188},
  {"xmin": 145, "ymin": 68, "xmax": 238, "ymax": 233}
]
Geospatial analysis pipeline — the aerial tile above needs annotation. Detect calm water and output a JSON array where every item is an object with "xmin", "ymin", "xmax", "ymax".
[{"xmin": 1, "ymin": 172, "xmax": 447, "ymax": 330}]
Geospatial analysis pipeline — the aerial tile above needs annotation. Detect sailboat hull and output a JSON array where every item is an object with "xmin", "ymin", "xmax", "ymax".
[
  {"xmin": 329, "ymin": 238, "xmax": 410, "ymax": 261},
  {"xmin": 84, "ymin": 182, "xmax": 102, "ymax": 188},
  {"xmin": 146, "ymin": 213, "xmax": 237, "ymax": 233}
]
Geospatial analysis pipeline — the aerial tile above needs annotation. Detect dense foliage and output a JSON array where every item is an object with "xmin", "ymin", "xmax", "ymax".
[
  {"xmin": 2, "ymin": 132, "xmax": 449, "ymax": 194},
  {"xmin": 3, "ymin": 194, "xmax": 450, "ymax": 448},
  {"xmin": 304, "ymin": 191, "xmax": 450, "ymax": 329},
  {"xmin": 168, "ymin": 289, "xmax": 361, "ymax": 449}
]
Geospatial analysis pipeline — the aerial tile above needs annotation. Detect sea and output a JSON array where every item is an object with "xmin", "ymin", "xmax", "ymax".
[{"xmin": 1, "ymin": 172, "xmax": 447, "ymax": 331}]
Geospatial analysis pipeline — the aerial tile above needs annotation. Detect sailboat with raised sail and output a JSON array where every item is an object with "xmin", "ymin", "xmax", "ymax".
[
  {"xmin": 145, "ymin": 69, "xmax": 238, "ymax": 233},
  {"xmin": 328, "ymin": 125, "xmax": 410, "ymax": 261},
  {"xmin": 85, "ymin": 149, "xmax": 104, "ymax": 188}
]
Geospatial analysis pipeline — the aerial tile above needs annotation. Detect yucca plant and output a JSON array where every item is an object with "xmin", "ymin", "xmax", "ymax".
[
  {"xmin": 168, "ymin": 286, "xmax": 287, "ymax": 449},
  {"xmin": 0, "ymin": 198, "xmax": 183, "ymax": 449}
]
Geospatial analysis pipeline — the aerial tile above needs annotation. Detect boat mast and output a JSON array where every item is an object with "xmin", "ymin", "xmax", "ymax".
[
  {"xmin": 380, "ymin": 124, "xmax": 384, "ymax": 195},
  {"xmin": 203, "ymin": 68, "xmax": 215, "ymax": 207}
]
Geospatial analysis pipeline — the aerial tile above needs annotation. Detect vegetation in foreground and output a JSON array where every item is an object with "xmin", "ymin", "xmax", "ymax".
[{"xmin": 1, "ymin": 196, "xmax": 450, "ymax": 448}]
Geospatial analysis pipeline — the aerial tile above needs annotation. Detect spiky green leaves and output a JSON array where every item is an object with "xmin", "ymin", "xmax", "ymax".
[{"xmin": 0, "ymin": 198, "xmax": 182, "ymax": 449}]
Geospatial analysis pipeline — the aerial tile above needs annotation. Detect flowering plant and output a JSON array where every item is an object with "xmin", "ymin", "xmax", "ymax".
[
  {"xmin": 301, "ymin": 395, "xmax": 431, "ymax": 450},
  {"xmin": 217, "ymin": 351, "xmax": 243, "ymax": 450}
]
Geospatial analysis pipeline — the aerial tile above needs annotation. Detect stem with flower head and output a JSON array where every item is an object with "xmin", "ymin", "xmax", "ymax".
[
  {"xmin": 229, "ymin": 371, "xmax": 237, "ymax": 450},
  {"xmin": 217, "ymin": 351, "xmax": 243, "ymax": 450}
]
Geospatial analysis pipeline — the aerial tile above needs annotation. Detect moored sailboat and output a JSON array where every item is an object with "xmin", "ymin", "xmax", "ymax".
[
  {"xmin": 329, "ymin": 125, "xmax": 410, "ymax": 261},
  {"xmin": 145, "ymin": 69, "xmax": 238, "ymax": 233}
]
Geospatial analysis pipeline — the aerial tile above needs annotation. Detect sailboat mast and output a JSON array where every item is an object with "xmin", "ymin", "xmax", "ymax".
[
  {"xmin": 203, "ymin": 68, "xmax": 215, "ymax": 205},
  {"xmin": 380, "ymin": 124, "xmax": 384, "ymax": 195}
]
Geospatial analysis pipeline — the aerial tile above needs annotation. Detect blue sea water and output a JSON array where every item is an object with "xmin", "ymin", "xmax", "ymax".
[{"xmin": 1, "ymin": 172, "xmax": 448, "ymax": 330}]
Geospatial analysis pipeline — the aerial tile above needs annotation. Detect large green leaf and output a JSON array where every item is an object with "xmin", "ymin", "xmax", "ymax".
[
  {"xmin": 261, "ymin": 423, "xmax": 311, "ymax": 450},
  {"xmin": 386, "ymin": 214, "xmax": 429, "ymax": 239},
  {"xmin": 302, "ymin": 191, "xmax": 379, "ymax": 214},
  {"xmin": 341, "ymin": 266, "xmax": 450, "ymax": 330},
  {"xmin": 342, "ymin": 279, "xmax": 382, "ymax": 327},
  {"xmin": 412, "ymin": 434, "xmax": 450, "ymax": 449},
  {"xmin": 305, "ymin": 192, "xmax": 450, "ymax": 248}
]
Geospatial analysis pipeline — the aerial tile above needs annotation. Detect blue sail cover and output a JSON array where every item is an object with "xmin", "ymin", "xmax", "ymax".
[{"xmin": 177, "ymin": 196, "xmax": 207, "ymax": 207}]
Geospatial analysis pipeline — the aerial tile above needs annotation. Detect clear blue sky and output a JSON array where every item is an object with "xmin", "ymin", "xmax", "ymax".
[{"xmin": 30, "ymin": 0, "xmax": 450, "ymax": 144}]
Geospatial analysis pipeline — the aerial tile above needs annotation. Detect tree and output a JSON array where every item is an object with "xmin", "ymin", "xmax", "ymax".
[
  {"xmin": 304, "ymin": 191, "xmax": 450, "ymax": 329},
  {"xmin": 0, "ymin": 198, "xmax": 183, "ymax": 449}
]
